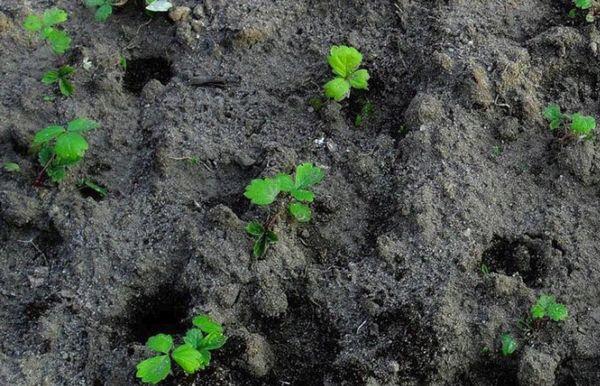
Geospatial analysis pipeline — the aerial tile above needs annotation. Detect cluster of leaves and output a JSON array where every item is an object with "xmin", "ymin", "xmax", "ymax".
[
  {"xmin": 569, "ymin": 0, "xmax": 595, "ymax": 22},
  {"xmin": 543, "ymin": 104, "xmax": 596, "ymax": 140},
  {"xmin": 32, "ymin": 118, "xmax": 100, "ymax": 182},
  {"xmin": 23, "ymin": 8, "xmax": 71, "ymax": 54},
  {"xmin": 136, "ymin": 315, "xmax": 227, "ymax": 385},
  {"xmin": 324, "ymin": 45, "xmax": 370, "ymax": 102},
  {"xmin": 531, "ymin": 294, "xmax": 568, "ymax": 322},
  {"xmin": 244, "ymin": 163, "xmax": 325, "ymax": 257},
  {"xmin": 42, "ymin": 65, "xmax": 75, "ymax": 97}
]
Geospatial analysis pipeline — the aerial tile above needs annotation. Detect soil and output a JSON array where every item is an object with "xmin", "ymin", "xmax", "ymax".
[{"xmin": 1, "ymin": 0, "xmax": 600, "ymax": 385}]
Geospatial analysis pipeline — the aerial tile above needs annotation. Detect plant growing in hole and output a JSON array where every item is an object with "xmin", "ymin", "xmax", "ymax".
[
  {"xmin": 244, "ymin": 163, "xmax": 325, "ymax": 257},
  {"xmin": 31, "ymin": 118, "xmax": 100, "ymax": 184},
  {"xmin": 531, "ymin": 294, "xmax": 568, "ymax": 322},
  {"xmin": 23, "ymin": 8, "xmax": 71, "ymax": 54},
  {"xmin": 42, "ymin": 65, "xmax": 75, "ymax": 97},
  {"xmin": 569, "ymin": 0, "xmax": 597, "ymax": 21},
  {"xmin": 136, "ymin": 314, "xmax": 227, "ymax": 385},
  {"xmin": 324, "ymin": 45, "xmax": 370, "ymax": 102},
  {"xmin": 543, "ymin": 104, "xmax": 596, "ymax": 140}
]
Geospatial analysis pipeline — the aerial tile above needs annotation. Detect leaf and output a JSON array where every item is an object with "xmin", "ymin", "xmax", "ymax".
[
  {"xmin": 42, "ymin": 70, "xmax": 59, "ymax": 85},
  {"xmin": 192, "ymin": 315, "xmax": 223, "ymax": 334},
  {"xmin": 531, "ymin": 304, "xmax": 545, "ymax": 319},
  {"xmin": 183, "ymin": 329, "xmax": 204, "ymax": 349},
  {"xmin": 146, "ymin": 0, "xmax": 174, "ymax": 12},
  {"xmin": 46, "ymin": 164, "xmax": 66, "ymax": 182},
  {"xmin": 547, "ymin": 303, "xmax": 568, "ymax": 321},
  {"xmin": 38, "ymin": 146, "xmax": 54, "ymax": 165},
  {"xmin": 2, "ymin": 162, "xmax": 20, "ymax": 172},
  {"xmin": 59, "ymin": 78, "xmax": 74, "ymax": 96},
  {"xmin": 67, "ymin": 118, "xmax": 99, "ymax": 133},
  {"xmin": 43, "ymin": 8, "xmax": 68, "ymax": 26},
  {"xmin": 570, "ymin": 113, "xmax": 596, "ymax": 137},
  {"xmin": 33, "ymin": 126, "xmax": 65, "ymax": 145},
  {"xmin": 200, "ymin": 331, "xmax": 227, "ymax": 350},
  {"xmin": 95, "ymin": 4, "xmax": 113, "ymax": 22},
  {"xmin": 171, "ymin": 344, "xmax": 204, "ymax": 374},
  {"xmin": 54, "ymin": 132, "xmax": 88, "ymax": 163},
  {"xmin": 324, "ymin": 77, "xmax": 351, "ymax": 101},
  {"xmin": 58, "ymin": 65, "xmax": 75, "ymax": 77},
  {"xmin": 500, "ymin": 334, "xmax": 517, "ymax": 356},
  {"xmin": 575, "ymin": 0, "xmax": 592, "ymax": 9},
  {"xmin": 543, "ymin": 104, "xmax": 562, "ymax": 130},
  {"xmin": 245, "ymin": 221, "xmax": 265, "ymax": 237},
  {"xmin": 275, "ymin": 173, "xmax": 294, "ymax": 192},
  {"xmin": 244, "ymin": 178, "xmax": 280, "ymax": 206},
  {"xmin": 80, "ymin": 179, "xmax": 108, "ymax": 198},
  {"xmin": 146, "ymin": 334, "xmax": 174, "ymax": 354},
  {"xmin": 23, "ymin": 15, "xmax": 43, "ymax": 32},
  {"xmin": 47, "ymin": 29, "xmax": 71, "ymax": 54},
  {"xmin": 291, "ymin": 189, "xmax": 314, "ymax": 203},
  {"xmin": 265, "ymin": 230, "xmax": 278, "ymax": 243},
  {"xmin": 295, "ymin": 163, "xmax": 324, "ymax": 189},
  {"xmin": 328, "ymin": 45, "xmax": 363, "ymax": 78},
  {"xmin": 253, "ymin": 238, "xmax": 267, "ymax": 258},
  {"xmin": 348, "ymin": 69, "xmax": 370, "ymax": 90},
  {"xmin": 136, "ymin": 355, "xmax": 171, "ymax": 385},
  {"xmin": 85, "ymin": 0, "xmax": 107, "ymax": 7},
  {"xmin": 289, "ymin": 202, "xmax": 311, "ymax": 222}
]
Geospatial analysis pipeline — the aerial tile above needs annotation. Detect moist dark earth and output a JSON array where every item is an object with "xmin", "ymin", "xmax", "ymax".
[{"xmin": 1, "ymin": 0, "xmax": 600, "ymax": 385}]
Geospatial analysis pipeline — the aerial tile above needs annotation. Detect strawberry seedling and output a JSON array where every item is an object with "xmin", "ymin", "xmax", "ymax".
[
  {"xmin": 31, "ymin": 118, "xmax": 100, "ymax": 184},
  {"xmin": 531, "ymin": 294, "xmax": 568, "ymax": 322},
  {"xmin": 543, "ymin": 104, "xmax": 596, "ymax": 140},
  {"xmin": 42, "ymin": 65, "xmax": 75, "ymax": 97},
  {"xmin": 244, "ymin": 163, "xmax": 325, "ymax": 257},
  {"xmin": 84, "ymin": 0, "xmax": 114, "ymax": 22},
  {"xmin": 136, "ymin": 314, "xmax": 226, "ymax": 385},
  {"xmin": 324, "ymin": 45, "xmax": 370, "ymax": 102},
  {"xmin": 569, "ymin": 0, "xmax": 596, "ymax": 22},
  {"xmin": 23, "ymin": 8, "xmax": 71, "ymax": 54},
  {"xmin": 500, "ymin": 333, "xmax": 517, "ymax": 356}
]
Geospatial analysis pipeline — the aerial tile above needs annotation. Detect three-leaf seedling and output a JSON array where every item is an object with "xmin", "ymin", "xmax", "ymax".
[
  {"xmin": 324, "ymin": 45, "xmax": 370, "ymax": 102},
  {"xmin": 31, "ymin": 118, "xmax": 100, "ymax": 183},
  {"xmin": 42, "ymin": 65, "xmax": 75, "ymax": 97},
  {"xmin": 244, "ymin": 163, "xmax": 325, "ymax": 257},
  {"xmin": 136, "ymin": 315, "xmax": 227, "ymax": 385},
  {"xmin": 543, "ymin": 104, "xmax": 596, "ymax": 140},
  {"xmin": 23, "ymin": 8, "xmax": 71, "ymax": 54},
  {"xmin": 569, "ymin": 0, "xmax": 596, "ymax": 22}
]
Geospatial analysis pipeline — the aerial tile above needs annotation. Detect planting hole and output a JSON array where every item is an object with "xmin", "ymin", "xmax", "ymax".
[{"xmin": 123, "ymin": 56, "xmax": 173, "ymax": 95}]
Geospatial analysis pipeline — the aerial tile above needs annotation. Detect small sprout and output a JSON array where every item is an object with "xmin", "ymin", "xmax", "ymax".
[
  {"xmin": 543, "ymin": 104, "xmax": 596, "ymax": 140},
  {"xmin": 146, "ymin": 0, "xmax": 174, "ymax": 12},
  {"xmin": 119, "ymin": 55, "xmax": 127, "ymax": 70},
  {"xmin": 245, "ymin": 221, "xmax": 278, "ymax": 258},
  {"xmin": 531, "ymin": 294, "xmax": 568, "ymax": 322},
  {"xmin": 31, "ymin": 118, "xmax": 100, "ymax": 183},
  {"xmin": 2, "ymin": 162, "xmax": 20, "ymax": 172},
  {"xmin": 500, "ymin": 334, "xmax": 517, "ymax": 356},
  {"xmin": 23, "ymin": 8, "xmax": 71, "ymax": 54},
  {"xmin": 42, "ymin": 65, "xmax": 75, "ymax": 97},
  {"xmin": 355, "ymin": 100, "xmax": 374, "ymax": 127},
  {"xmin": 491, "ymin": 145, "xmax": 503, "ymax": 158},
  {"xmin": 480, "ymin": 263, "xmax": 490, "ymax": 276},
  {"xmin": 78, "ymin": 178, "xmax": 108, "ymax": 198},
  {"xmin": 84, "ymin": 0, "xmax": 113, "ymax": 22},
  {"xmin": 136, "ymin": 314, "xmax": 226, "ymax": 385},
  {"xmin": 324, "ymin": 45, "xmax": 370, "ymax": 102}
]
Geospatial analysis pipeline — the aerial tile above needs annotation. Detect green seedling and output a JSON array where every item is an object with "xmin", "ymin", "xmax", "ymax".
[
  {"xmin": 480, "ymin": 263, "xmax": 490, "ymax": 276},
  {"xmin": 324, "ymin": 45, "xmax": 370, "ymax": 102},
  {"xmin": 2, "ymin": 162, "xmax": 20, "ymax": 172},
  {"xmin": 23, "ymin": 8, "xmax": 71, "ymax": 54},
  {"xmin": 491, "ymin": 145, "xmax": 503, "ymax": 157},
  {"xmin": 136, "ymin": 314, "xmax": 226, "ymax": 385},
  {"xmin": 531, "ymin": 294, "xmax": 568, "ymax": 322},
  {"xmin": 355, "ymin": 100, "xmax": 374, "ymax": 127},
  {"xmin": 42, "ymin": 65, "xmax": 75, "ymax": 97},
  {"xmin": 500, "ymin": 333, "xmax": 517, "ymax": 356},
  {"xmin": 84, "ymin": 0, "xmax": 114, "ymax": 22},
  {"xmin": 570, "ymin": 0, "xmax": 596, "ymax": 22},
  {"xmin": 244, "ymin": 163, "xmax": 325, "ymax": 257},
  {"xmin": 78, "ymin": 178, "xmax": 108, "ymax": 198},
  {"xmin": 543, "ymin": 104, "xmax": 596, "ymax": 140},
  {"xmin": 31, "ymin": 118, "xmax": 100, "ymax": 184}
]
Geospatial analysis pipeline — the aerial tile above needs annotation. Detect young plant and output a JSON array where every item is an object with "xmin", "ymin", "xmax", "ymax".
[
  {"xmin": 324, "ymin": 45, "xmax": 370, "ymax": 102},
  {"xmin": 136, "ymin": 314, "xmax": 226, "ymax": 385},
  {"xmin": 84, "ymin": 0, "xmax": 114, "ymax": 22},
  {"xmin": 543, "ymin": 104, "xmax": 596, "ymax": 140},
  {"xmin": 500, "ymin": 333, "xmax": 517, "ymax": 356},
  {"xmin": 531, "ymin": 294, "xmax": 568, "ymax": 322},
  {"xmin": 569, "ymin": 0, "xmax": 596, "ymax": 22},
  {"xmin": 31, "ymin": 118, "xmax": 100, "ymax": 183},
  {"xmin": 42, "ymin": 65, "xmax": 75, "ymax": 97},
  {"xmin": 23, "ymin": 8, "xmax": 71, "ymax": 54},
  {"xmin": 355, "ymin": 100, "xmax": 374, "ymax": 127},
  {"xmin": 244, "ymin": 163, "xmax": 325, "ymax": 257}
]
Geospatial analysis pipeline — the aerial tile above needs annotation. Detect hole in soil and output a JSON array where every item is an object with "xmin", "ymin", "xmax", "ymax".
[
  {"xmin": 125, "ymin": 285, "xmax": 191, "ymax": 343},
  {"xmin": 556, "ymin": 357, "xmax": 600, "ymax": 385},
  {"xmin": 482, "ymin": 235, "xmax": 550, "ymax": 288},
  {"xmin": 23, "ymin": 295, "xmax": 59, "ymax": 323},
  {"xmin": 456, "ymin": 357, "xmax": 518, "ymax": 386},
  {"xmin": 123, "ymin": 56, "xmax": 173, "ymax": 95}
]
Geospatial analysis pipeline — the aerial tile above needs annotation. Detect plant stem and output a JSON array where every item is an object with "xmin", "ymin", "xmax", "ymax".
[{"xmin": 34, "ymin": 154, "xmax": 55, "ymax": 187}]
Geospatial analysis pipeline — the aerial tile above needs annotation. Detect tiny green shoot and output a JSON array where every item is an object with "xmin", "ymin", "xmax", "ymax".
[
  {"xmin": 355, "ymin": 100, "xmax": 374, "ymax": 127},
  {"xmin": 2, "ymin": 162, "xmax": 20, "ymax": 172},
  {"xmin": 84, "ymin": 0, "xmax": 113, "ymax": 22},
  {"xmin": 78, "ymin": 178, "xmax": 108, "ymax": 198},
  {"xmin": 324, "ymin": 45, "xmax": 370, "ymax": 102},
  {"xmin": 491, "ymin": 145, "xmax": 503, "ymax": 158},
  {"xmin": 42, "ymin": 65, "xmax": 75, "ymax": 97},
  {"xmin": 500, "ymin": 334, "xmax": 517, "ymax": 356},
  {"xmin": 531, "ymin": 294, "xmax": 568, "ymax": 322},
  {"xmin": 23, "ymin": 8, "xmax": 71, "ymax": 54},
  {"xmin": 543, "ymin": 104, "xmax": 596, "ymax": 140}
]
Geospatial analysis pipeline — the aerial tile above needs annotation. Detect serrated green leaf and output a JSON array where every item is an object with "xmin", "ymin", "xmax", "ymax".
[
  {"xmin": 136, "ymin": 355, "xmax": 171, "ymax": 385},
  {"xmin": 200, "ymin": 331, "xmax": 227, "ymax": 350},
  {"xmin": 42, "ymin": 70, "xmax": 59, "ymax": 85},
  {"xmin": 289, "ymin": 202, "xmax": 311, "ymax": 222},
  {"xmin": 275, "ymin": 173, "xmax": 294, "ymax": 192},
  {"xmin": 58, "ymin": 65, "xmax": 75, "ymax": 77},
  {"xmin": 67, "ymin": 118, "xmax": 99, "ymax": 133},
  {"xmin": 547, "ymin": 303, "xmax": 568, "ymax": 321},
  {"xmin": 146, "ymin": 334, "xmax": 173, "ymax": 354},
  {"xmin": 253, "ymin": 238, "xmax": 267, "ymax": 257},
  {"xmin": 328, "ymin": 45, "xmax": 362, "ymax": 78},
  {"xmin": 46, "ymin": 164, "xmax": 66, "ymax": 182},
  {"xmin": 95, "ymin": 4, "xmax": 113, "ymax": 22},
  {"xmin": 324, "ymin": 77, "xmax": 350, "ymax": 101},
  {"xmin": 570, "ymin": 113, "xmax": 596, "ymax": 137},
  {"xmin": 172, "ymin": 344, "xmax": 204, "ymax": 374},
  {"xmin": 47, "ymin": 29, "xmax": 71, "ymax": 54},
  {"xmin": 43, "ymin": 8, "xmax": 68, "ymax": 26},
  {"xmin": 59, "ymin": 78, "xmax": 74, "ymax": 96},
  {"xmin": 33, "ymin": 126, "xmax": 65, "ymax": 145},
  {"xmin": 245, "ymin": 221, "xmax": 265, "ymax": 237},
  {"xmin": 531, "ymin": 304, "xmax": 545, "ymax": 319},
  {"xmin": 265, "ymin": 230, "xmax": 278, "ymax": 243},
  {"xmin": 575, "ymin": 0, "xmax": 592, "ymax": 10},
  {"xmin": 291, "ymin": 189, "xmax": 314, "ymax": 203},
  {"xmin": 500, "ymin": 334, "xmax": 517, "ymax": 356},
  {"xmin": 192, "ymin": 315, "xmax": 223, "ymax": 334},
  {"xmin": 38, "ymin": 146, "xmax": 54, "ymax": 165},
  {"xmin": 54, "ymin": 132, "xmax": 88, "ymax": 163},
  {"xmin": 295, "ymin": 163, "xmax": 324, "ymax": 189},
  {"xmin": 183, "ymin": 329, "xmax": 204, "ymax": 349},
  {"xmin": 244, "ymin": 178, "xmax": 280, "ymax": 206},
  {"xmin": 2, "ymin": 162, "xmax": 20, "ymax": 172},
  {"xmin": 23, "ymin": 15, "xmax": 43, "ymax": 32},
  {"xmin": 348, "ymin": 69, "xmax": 370, "ymax": 90}
]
